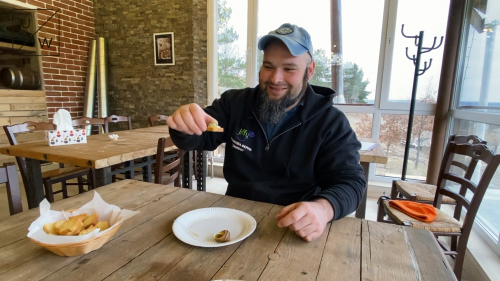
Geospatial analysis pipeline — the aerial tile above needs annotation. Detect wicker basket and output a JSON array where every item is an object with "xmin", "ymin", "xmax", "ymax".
[{"xmin": 29, "ymin": 221, "xmax": 123, "ymax": 257}]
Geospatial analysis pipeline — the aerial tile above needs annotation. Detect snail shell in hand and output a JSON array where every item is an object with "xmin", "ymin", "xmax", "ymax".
[{"xmin": 214, "ymin": 230, "xmax": 230, "ymax": 242}]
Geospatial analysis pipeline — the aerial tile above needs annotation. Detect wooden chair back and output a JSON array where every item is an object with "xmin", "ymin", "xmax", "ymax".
[
  {"xmin": 3, "ymin": 121, "xmax": 56, "ymax": 201},
  {"xmin": 433, "ymin": 142, "xmax": 500, "ymax": 277},
  {"xmin": 104, "ymin": 115, "xmax": 132, "ymax": 133},
  {"xmin": 154, "ymin": 137, "xmax": 181, "ymax": 186},
  {"xmin": 72, "ymin": 117, "xmax": 106, "ymax": 134},
  {"xmin": 149, "ymin": 114, "xmax": 168, "ymax": 127},
  {"xmin": 447, "ymin": 134, "xmax": 487, "ymax": 176},
  {"xmin": 1, "ymin": 162, "xmax": 22, "ymax": 215}
]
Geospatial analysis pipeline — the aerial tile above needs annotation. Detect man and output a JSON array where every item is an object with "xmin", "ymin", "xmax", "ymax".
[{"xmin": 167, "ymin": 23, "xmax": 365, "ymax": 242}]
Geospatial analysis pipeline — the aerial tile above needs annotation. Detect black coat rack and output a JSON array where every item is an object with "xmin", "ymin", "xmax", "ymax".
[{"xmin": 400, "ymin": 24, "xmax": 443, "ymax": 181}]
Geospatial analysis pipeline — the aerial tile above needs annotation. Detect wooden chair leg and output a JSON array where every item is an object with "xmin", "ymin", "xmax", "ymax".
[
  {"xmin": 43, "ymin": 179, "xmax": 55, "ymax": 203},
  {"xmin": 390, "ymin": 180, "xmax": 398, "ymax": 200},
  {"xmin": 61, "ymin": 181, "xmax": 68, "ymax": 199},
  {"xmin": 89, "ymin": 169, "xmax": 96, "ymax": 190},
  {"xmin": 77, "ymin": 177, "xmax": 85, "ymax": 193},
  {"xmin": 377, "ymin": 196, "xmax": 388, "ymax": 222}
]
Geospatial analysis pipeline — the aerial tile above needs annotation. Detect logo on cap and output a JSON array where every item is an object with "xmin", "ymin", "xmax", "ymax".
[{"xmin": 276, "ymin": 27, "xmax": 293, "ymax": 35}]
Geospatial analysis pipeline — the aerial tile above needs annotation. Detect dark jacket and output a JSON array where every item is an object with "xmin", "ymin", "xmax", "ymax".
[{"xmin": 169, "ymin": 84, "xmax": 366, "ymax": 220}]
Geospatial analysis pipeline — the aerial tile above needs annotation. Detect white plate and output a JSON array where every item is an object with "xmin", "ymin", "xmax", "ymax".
[{"xmin": 173, "ymin": 207, "xmax": 257, "ymax": 247}]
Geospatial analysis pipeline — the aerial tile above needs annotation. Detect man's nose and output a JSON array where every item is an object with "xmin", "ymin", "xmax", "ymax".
[{"xmin": 270, "ymin": 69, "xmax": 284, "ymax": 84}]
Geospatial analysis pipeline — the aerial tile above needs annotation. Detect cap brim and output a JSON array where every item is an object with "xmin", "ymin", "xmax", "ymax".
[{"xmin": 258, "ymin": 35, "xmax": 308, "ymax": 56}]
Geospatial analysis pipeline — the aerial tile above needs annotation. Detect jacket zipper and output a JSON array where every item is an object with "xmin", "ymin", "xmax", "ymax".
[
  {"xmin": 252, "ymin": 112, "xmax": 302, "ymax": 151},
  {"xmin": 265, "ymin": 123, "xmax": 302, "ymax": 150}
]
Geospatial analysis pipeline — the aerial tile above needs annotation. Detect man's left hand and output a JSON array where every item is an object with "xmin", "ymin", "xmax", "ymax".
[{"xmin": 276, "ymin": 198, "xmax": 334, "ymax": 242}]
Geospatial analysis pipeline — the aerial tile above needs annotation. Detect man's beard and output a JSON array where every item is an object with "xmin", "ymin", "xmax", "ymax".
[{"xmin": 257, "ymin": 69, "xmax": 309, "ymax": 124}]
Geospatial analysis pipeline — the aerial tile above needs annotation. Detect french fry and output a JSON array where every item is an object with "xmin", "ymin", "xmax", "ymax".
[
  {"xmin": 59, "ymin": 218, "xmax": 83, "ymax": 235},
  {"xmin": 42, "ymin": 213, "xmax": 111, "ymax": 236},
  {"xmin": 83, "ymin": 213, "xmax": 99, "ymax": 228},
  {"xmin": 53, "ymin": 220, "xmax": 65, "ymax": 235},
  {"xmin": 79, "ymin": 225, "xmax": 97, "ymax": 236},
  {"xmin": 95, "ymin": 221, "xmax": 110, "ymax": 232},
  {"xmin": 43, "ymin": 222, "xmax": 58, "ymax": 235},
  {"xmin": 69, "ymin": 214, "xmax": 88, "ymax": 221}
]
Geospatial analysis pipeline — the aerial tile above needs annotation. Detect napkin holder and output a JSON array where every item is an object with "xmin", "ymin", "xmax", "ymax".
[{"xmin": 46, "ymin": 109, "xmax": 87, "ymax": 146}]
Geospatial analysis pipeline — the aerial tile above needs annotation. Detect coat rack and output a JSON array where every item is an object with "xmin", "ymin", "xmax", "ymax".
[{"xmin": 401, "ymin": 24, "xmax": 443, "ymax": 181}]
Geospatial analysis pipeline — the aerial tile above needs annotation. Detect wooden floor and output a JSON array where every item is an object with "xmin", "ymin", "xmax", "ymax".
[{"xmin": 0, "ymin": 166, "xmax": 477, "ymax": 281}]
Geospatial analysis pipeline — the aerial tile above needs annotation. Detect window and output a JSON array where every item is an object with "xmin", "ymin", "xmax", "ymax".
[
  {"xmin": 337, "ymin": 0, "xmax": 448, "ymax": 181},
  {"xmin": 447, "ymin": 0, "xmax": 500, "ymax": 255},
  {"xmin": 210, "ymin": 0, "xmax": 450, "ymax": 182}
]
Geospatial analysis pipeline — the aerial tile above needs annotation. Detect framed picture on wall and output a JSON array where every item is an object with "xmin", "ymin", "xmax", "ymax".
[{"xmin": 153, "ymin": 32, "xmax": 175, "ymax": 66}]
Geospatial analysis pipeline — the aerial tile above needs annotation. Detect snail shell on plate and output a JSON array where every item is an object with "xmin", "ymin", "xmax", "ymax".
[{"xmin": 214, "ymin": 230, "xmax": 230, "ymax": 242}]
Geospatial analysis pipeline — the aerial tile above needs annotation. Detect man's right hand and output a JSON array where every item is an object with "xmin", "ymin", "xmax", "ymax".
[{"xmin": 166, "ymin": 103, "xmax": 217, "ymax": 135}]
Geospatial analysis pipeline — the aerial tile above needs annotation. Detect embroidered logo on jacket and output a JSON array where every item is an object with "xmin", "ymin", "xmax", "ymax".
[
  {"xmin": 236, "ymin": 128, "xmax": 255, "ymax": 142},
  {"xmin": 231, "ymin": 137, "xmax": 252, "ymax": 152}
]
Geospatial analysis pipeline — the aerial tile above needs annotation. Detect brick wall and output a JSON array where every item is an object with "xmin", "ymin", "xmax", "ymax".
[
  {"xmin": 15, "ymin": 0, "xmax": 95, "ymax": 120},
  {"xmin": 94, "ymin": 0, "xmax": 208, "ymax": 128}
]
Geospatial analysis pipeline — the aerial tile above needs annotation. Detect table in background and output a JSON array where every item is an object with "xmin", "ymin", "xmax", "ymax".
[
  {"xmin": 0, "ymin": 126, "xmax": 173, "ymax": 208},
  {"xmin": 0, "ymin": 180, "xmax": 456, "ymax": 280},
  {"xmin": 357, "ymin": 137, "xmax": 388, "ymax": 219}
]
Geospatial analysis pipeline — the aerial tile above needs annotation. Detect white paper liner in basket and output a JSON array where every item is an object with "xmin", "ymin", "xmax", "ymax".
[{"xmin": 27, "ymin": 191, "xmax": 139, "ymax": 244}]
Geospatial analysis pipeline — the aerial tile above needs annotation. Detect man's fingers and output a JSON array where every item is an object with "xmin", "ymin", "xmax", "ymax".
[
  {"xmin": 276, "ymin": 203, "xmax": 298, "ymax": 221},
  {"xmin": 303, "ymin": 230, "xmax": 322, "ymax": 242},
  {"xmin": 173, "ymin": 113, "xmax": 194, "ymax": 135},
  {"xmin": 190, "ymin": 106, "xmax": 208, "ymax": 132},
  {"xmin": 204, "ymin": 114, "xmax": 217, "ymax": 125},
  {"xmin": 180, "ymin": 108, "xmax": 202, "ymax": 135},
  {"xmin": 277, "ymin": 205, "xmax": 307, "ymax": 228},
  {"xmin": 294, "ymin": 223, "xmax": 316, "ymax": 238},
  {"xmin": 166, "ymin": 116, "xmax": 177, "ymax": 130}
]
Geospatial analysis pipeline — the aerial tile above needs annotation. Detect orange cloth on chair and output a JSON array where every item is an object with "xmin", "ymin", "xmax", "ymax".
[{"xmin": 388, "ymin": 200, "xmax": 437, "ymax": 222}]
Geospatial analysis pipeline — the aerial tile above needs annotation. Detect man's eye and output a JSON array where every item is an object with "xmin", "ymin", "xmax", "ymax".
[
  {"xmin": 285, "ymin": 68, "xmax": 296, "ymax": 72},
  {"xmin": 263, "ymin": 65, "xmax": 272, "ymax": 70}
]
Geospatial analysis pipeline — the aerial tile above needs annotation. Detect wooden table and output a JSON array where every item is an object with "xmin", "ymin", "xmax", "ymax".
[
  {"xmin": 0, "ymin": 180, "xmax": 456, "ymax": 280},
  {"xmin": 0, "ymin": 126, "xmax": 174, "ymax": 208},
  {"xmin": 356, "ymin": 138, "xmax": 388, "ymax": 219}
]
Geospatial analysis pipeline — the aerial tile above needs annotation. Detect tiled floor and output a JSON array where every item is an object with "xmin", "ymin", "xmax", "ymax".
[{"xmin": 0, "ymin": 172, "xmax": 478, "ymax": 280}]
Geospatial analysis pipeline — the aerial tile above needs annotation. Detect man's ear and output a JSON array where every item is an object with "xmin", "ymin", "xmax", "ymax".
[{"xmin": 307, "ymin": 60, "xmax": 316, "ymax": 80}]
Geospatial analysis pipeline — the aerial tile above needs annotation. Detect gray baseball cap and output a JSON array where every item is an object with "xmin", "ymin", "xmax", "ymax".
[{"xmin": 258, "ymin": 23, "xmax": 313, "ymax": 56}]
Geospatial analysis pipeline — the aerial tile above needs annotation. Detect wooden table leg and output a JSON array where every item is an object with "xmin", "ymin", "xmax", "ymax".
[
  {"xmin": 355, "ymin": 162, "xmax": 370, "ymax": 219},
  {"xmin": 24, "ymin": 158, "xmax": 45, "ymax": 209},
  {"xmin": 94, "ymin": 167, "xmax": 112, "ymax": 187}
]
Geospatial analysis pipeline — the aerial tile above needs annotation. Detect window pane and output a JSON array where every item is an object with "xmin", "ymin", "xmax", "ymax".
[
  {"xmin": 335, "ymin": 0, "xmax": 384, "ymax": 105},
  {"xmin": 452, "ymin": 119, "xmax": 500, "ymax": 239},
  {"xmin": 257, "ymin": 0, "xmax": 331, "ymax": 85},
  {"xmin": 387, "ymin": 0, "xmax": 449, "ymax": 103},
  {"xmin": 455, "ymin": 0, "xmax": 500, "ymax": 114},
  {"xmin": 345, "ymin": 113, "xmax": 373, "ymax": 138},
  {"xmin": 217, "ymin": 0, "xmax": 248, "ymax": 97},
  {"xmin": 376, "ymin": 114, "xmax": 434, "ymax": 179}
]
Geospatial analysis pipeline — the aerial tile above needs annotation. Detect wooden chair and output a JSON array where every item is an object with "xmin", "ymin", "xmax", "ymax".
[
  {"xmin": 377, "ymin": 142, "xmax": 500, "ymax": 280},
  {"xmin": 101, "ymin": 115, "xmax": 137, "ymax": 182},
  {"xmin": 1, "ymin": 162, "xmax": 22, "ymax": 215},
  {"xmin": 148, "ymin": 114, "xmax": 168, "ymax": 127},
  {"xmin": 3, "ymin": 122, "xmax": 96, "ymax": 204},
  {"xmin": 154, "ymin": 137, "xmax": 181, "ymax": 187},
  {"xmin": 104, "ymin": 115, "xmax": 132, "ymax": 133},
  {"xmin": 72, "ymin": 117, "xmax": 107, "ymax": 134},
  {"xmin": 390, "ymin": 134, "xmax": 487, "ymax": 204}
]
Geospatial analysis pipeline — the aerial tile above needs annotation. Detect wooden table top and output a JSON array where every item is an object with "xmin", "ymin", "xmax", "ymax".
[
  {"xmin": 359, "ymin": 137, "xmax": 388, "ymax": 164},
  {"xmin": 0, "ymin": 126, "xmax": 172, "ymax": 169},
  {"xmin": 0, "ymin": 180, "xmax": 456, "ymax": 281}
]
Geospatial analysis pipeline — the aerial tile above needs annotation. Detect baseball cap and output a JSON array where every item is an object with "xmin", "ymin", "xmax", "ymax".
[{"xmin": 258, "ymin": 23, "xmax": 313, "ymax": 57}]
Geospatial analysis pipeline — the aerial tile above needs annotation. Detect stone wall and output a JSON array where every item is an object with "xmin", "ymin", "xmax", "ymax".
[{"xmin": 94, "ymin": 0, "xmax": 207, "ymax": 128}]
